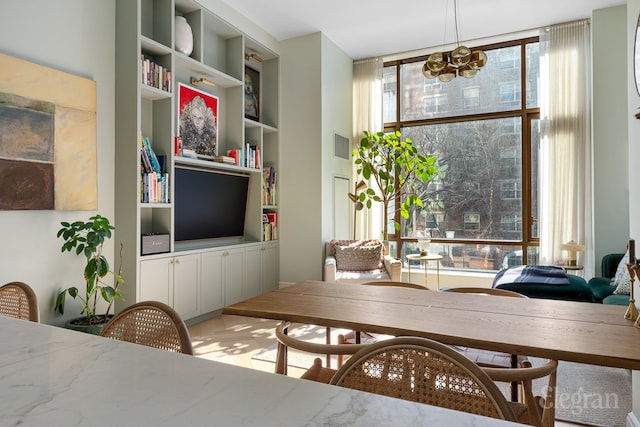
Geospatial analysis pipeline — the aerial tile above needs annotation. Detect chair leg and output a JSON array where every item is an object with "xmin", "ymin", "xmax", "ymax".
[
  {"xmin": 326, "ymin": 326, "xmax": 331, "ymax": 368},
  {"xmin": 510, "ymin": 354, "xmax": 519, "ymax": 401},
  {"xmin": 275, "ymin": 323, "xmax": 289, "ymax": 375},
  {"xmin": 275, "ymin": 341, "xmax": 288, "ymax": 375}
]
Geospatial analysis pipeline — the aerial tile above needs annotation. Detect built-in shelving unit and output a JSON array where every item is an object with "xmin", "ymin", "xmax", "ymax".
[{"xmin": 115, "ymin": 0, "xmax": 279, "ymax": 321}]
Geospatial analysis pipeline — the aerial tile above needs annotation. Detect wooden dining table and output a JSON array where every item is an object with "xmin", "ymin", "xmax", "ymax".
[{"xmin": 223, "ymin": 280, "xmax": 640, "ymax": 370}]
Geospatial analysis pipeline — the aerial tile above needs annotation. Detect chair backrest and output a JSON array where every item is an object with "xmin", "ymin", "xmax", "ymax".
[
  {"xmin": 444, "ymin": 287, "xmax": 527, "ymax": 298},
  {"xmin": 360, "ymin": 280, "xmax": 428, "ymax": 290},
  {"xmin": 329, "ymin": 336, "xmax": 517, "ymax": 422},
  {"xmin": 484, "ymin": 359, "xmax": 558, "ymax": 427},
  {"xmin": 100, "ymin": 301, "xmax": 193, "ymax": 355},
  {"xmin": 0, "ymin": 281, "xmax": 39, "ymax": 322},
  {"xmin": 275, "ymin": 322, "xmax": 369, "ymax": 375}
]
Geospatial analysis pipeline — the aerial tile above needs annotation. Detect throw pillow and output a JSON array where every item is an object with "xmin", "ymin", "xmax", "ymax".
[
  {"xmin": 613, "ymin": 250, "xmax": 631, "ymax": 295},
  {"xmin": 334, "ymin": 244, "xmax": 382, "ymax": 271}
]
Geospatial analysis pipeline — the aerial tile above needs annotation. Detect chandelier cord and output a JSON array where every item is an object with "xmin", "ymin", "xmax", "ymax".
[{"xmin": 454, "ymin": 0, "xmax": 460, "ymax": 47}]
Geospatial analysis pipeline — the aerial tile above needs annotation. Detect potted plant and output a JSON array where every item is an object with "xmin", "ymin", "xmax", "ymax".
[
  {"xmin": 353, "ymin": 130, "xmax": 444, "ymax": 242},
  {"xmin": 54, "ymin": 214, "xmax": 125, "ymax": 334}
]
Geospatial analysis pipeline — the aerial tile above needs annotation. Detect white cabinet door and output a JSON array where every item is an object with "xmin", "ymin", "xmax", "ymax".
[
  {"xmin": 224, "ymin": 248, "xmax": 245, "ymax": 306},
  {"xmin": 200, "ymin": 251, "xmax": 224, "ymax": 313},
  {"xmin": 172, "ymin": 254, "xmax": 200, "ymax": 320},
  {"xmin": 261, "ymin": 243, "xmax": 279, "ymax": 293},
  {"xmin": 140, "ymin": 254, "xmax": 199, "ymax": 320},
  {"xmin": 244, "ymin": 246, "xmax": 263, "ymax": 299},
  {"xmin": 245, "ymin": 243, "xmax": 279, "ymax": 297},
  {"xmin": 139, "ymin": 257, "xmax": 172, "ymax": 305}
]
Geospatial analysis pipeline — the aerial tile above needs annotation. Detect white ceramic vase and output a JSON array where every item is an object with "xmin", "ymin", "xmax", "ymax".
[{"xmin": 175, "ymin": 16, "xmax": 193, "ymax": 56}]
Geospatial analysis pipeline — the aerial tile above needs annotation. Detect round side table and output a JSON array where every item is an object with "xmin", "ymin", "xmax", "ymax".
[{"xmin": 406, "ymin": 254, "xmax": 443, "ymax": 290}]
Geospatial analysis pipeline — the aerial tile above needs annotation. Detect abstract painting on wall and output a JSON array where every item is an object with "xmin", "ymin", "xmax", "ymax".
[{"xmin": 0, "ymin": 51, "xmax": 97, "ymax": 210}]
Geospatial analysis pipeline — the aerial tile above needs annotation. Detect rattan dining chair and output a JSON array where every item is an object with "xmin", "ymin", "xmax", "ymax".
[
  {"xmin": 100, "ymin": 301, "xmax": 193, "ymax": 355},
  {"xmin": 275, "ymin": 321, "xmax": 369, "ymax": 383},
  {"xmin": 484, "ymin": 359, "xmax": 558, "ymax": 427},
  {"xmin": 329, "ymin": 336, "xmax": 517, "ymax": 422},
  {"xmin": 443, "ymin": 286, "xmax": 528, "ymax": 401},
  {"xmin": 0, "ymin": 281, "xmax": 39, "ymax": 322}
]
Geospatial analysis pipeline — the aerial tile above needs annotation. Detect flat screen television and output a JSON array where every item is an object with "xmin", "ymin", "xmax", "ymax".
[{"xmin": 174, "ymin": 165, "xmax": 250, "ymax": 243}]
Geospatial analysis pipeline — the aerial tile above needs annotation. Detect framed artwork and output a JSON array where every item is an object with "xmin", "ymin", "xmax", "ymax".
[
  {"xmin": 244, "ymin": 66, "xmax": 260, "ymax": 121},
  {"xmin": 178, "ymin": 83, "xmax": 218, "ymax": 158},
  {"xmin": 0, "ymin": 52, "xmax": 97, "ymax": 210}
]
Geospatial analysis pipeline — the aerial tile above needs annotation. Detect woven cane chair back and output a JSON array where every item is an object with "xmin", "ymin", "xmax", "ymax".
[
  {"xmin": 0, "ymin": 281, "xmax": 39, "ymax": 322},
  {"xmin": 100, "ymin": 301, "xmax": 193, "ymax": 355},
  {"xmin": 329, "ymin": 336, "xmax": 517, "ymax": 422}
]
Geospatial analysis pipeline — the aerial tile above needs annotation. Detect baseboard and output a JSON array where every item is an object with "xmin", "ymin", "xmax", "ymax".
[{"xmin": 628, "ymin": 412, "xmax": 640, "ymax": 427}]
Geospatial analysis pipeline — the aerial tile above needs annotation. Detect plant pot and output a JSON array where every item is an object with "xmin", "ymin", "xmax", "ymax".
[{"xmin": 65, "ymin": 315, "xmax": 113, "ymax": 335}]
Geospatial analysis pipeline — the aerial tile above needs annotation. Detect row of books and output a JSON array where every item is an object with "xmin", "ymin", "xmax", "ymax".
[
  {"xmin": 262, "ymin": 166, "xmax": 276, "ymax": 206},
  {"xmin": 141, "ymin": 172, "xmax": 170, "ymax": 203},
  {"xmin": 263, "ymin": 212, "xmax": 278, "ymax": 241},
  {"xmin": 141, "ymin": 55, "xmax": 171, "ymax": 92},
  {"xmin": 140, "ymin": 135, "xmax": 169, "ymax": 203},
  {"xmin": 140, "ymin": 135, "xmax": 163, "ymax": 174},
  {"xmin": 227, "ymin": 143, "xmax": 260, "ymax": 169}
]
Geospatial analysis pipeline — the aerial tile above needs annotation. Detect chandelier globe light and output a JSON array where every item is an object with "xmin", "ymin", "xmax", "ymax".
[{"xmin": 422, "ymin": 0, "xmax": 486, "ymax": 82}]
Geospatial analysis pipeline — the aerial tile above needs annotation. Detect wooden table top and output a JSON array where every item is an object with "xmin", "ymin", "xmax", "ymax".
[{"xmin": 223, "ymin": 280, "xmax": 640, "ymax": 370}]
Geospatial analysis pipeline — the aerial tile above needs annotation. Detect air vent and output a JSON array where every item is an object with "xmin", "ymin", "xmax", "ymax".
[{"xmin": 334, "ymin": 133, "xmax": 350, "ymax": 160}]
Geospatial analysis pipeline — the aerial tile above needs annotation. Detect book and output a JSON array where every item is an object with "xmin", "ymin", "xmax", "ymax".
[
  {"xmin": 143, "ymin": 137, "xmax": 162, "ymax": 173},
  {"xmin": 214, "ymin": 155, "xmax": 236, "ymax": 164}
]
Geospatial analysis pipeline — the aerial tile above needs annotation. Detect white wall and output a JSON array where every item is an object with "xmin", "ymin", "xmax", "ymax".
[
  {"xmin": 0, "ymin": 0, "xmax": 115, "ymax": 325},
  {"xmin": 628, "ymin": 0, "xmax": 640, "ymax": 422},
  {"xmin": 321, "ymin": 37, "xmax": 354, "ymax": 249},
  {"xmin": 279, "ymin": 33, "xmax": 324, "ymax": 284},
  {"xmin": 592, "ymin": 5, "xmax": 630, "ymax": 275},
  {"xmin": 278, "ymin": 33, "xmax": 353, "ymax": 284}
]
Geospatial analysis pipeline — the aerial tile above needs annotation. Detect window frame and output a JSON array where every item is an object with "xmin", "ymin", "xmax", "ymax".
[{"xmin": 382, "ymin": 37, "xmax": 540, "ymax": 268}]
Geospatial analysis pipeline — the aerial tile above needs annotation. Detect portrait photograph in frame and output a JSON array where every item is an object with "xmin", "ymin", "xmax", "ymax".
[
  {"xmin": 178, "ymin": 83, "xmax": 219, "ymax": 158},
  {"xmin": 244, "ymin": 66, "xmax": 260, "ymax": 122}
]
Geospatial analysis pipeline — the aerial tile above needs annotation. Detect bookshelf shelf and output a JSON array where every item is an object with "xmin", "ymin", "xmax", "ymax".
[{"xmin": 115, "ymin": 0, "xmax": 279, "ymax": 321}]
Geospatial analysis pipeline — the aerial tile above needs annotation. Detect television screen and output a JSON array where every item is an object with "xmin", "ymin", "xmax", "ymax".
[{"xmin": 174, "ymin": 165, "xmax": 249, "ymax": 242}]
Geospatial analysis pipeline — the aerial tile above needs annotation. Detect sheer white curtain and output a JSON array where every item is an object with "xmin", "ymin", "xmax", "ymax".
[
  {"xmin": 539, "ymin": 19, "xmax": 594, "ymax": 275},
  {"xmin": 353, "ymin": 57, "xmax": 383, "ymax": 240}
]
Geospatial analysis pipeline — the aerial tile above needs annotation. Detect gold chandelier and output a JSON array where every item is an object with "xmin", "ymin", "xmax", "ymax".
[{"xmin": 422, "ymin": 0, "xmax": 487, "ymax": 82}]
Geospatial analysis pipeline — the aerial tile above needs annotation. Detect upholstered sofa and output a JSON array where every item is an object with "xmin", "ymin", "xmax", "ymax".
[
  {"xmin": 324, "ymin": 239, "xmax": 401, "ymax": 284},
  {"xmin": 492, "ymin": 265, "xmax": 595, "ymax": 302},
  {"xmin": 587, "ymin": 253, "xmax": 630, "ymax": 306}
]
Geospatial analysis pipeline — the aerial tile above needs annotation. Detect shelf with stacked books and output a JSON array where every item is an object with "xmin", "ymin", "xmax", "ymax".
[
  {"xmin": 139, "ymin": 135, "xmax": 170, "ymax": 205},
  {"xmin": 116, "ymin": 0, "xmax": 279, "ymax": 321},
  {"xmin": 262, "ymin": 165, "xmax": 277, "ymax": 207},
  {"xmin": 262, "ymin": 211, "xmax": 278, "ymax": 242}
]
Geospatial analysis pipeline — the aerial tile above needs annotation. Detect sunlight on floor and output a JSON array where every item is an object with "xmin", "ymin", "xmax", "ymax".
[{"xmin": 188, "ymin": 314, "xmax": 604, "ymax": 427}]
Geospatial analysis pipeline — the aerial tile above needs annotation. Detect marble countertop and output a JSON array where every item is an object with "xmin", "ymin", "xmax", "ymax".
[{"xmin": 0, "ymin": 316, "xmax": 524, "ymax": 426}]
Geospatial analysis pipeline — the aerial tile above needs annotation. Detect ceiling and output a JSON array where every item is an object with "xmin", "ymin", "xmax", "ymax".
[{"xmin": 220, "ymin": 0, "xmax": 626, "ymax": 60}]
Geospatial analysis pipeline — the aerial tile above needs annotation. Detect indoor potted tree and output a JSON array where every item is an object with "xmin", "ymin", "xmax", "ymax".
[
  {"xmin": 353, "ymin": 130, "xmax": 444, "ymax": 243},
  {"xmin": 54, "ymin": 214, "xmax": 124, "ymax": 334}
]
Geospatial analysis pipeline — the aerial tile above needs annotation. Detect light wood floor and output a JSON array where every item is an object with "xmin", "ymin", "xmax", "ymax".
[{"xmin": 188, "ymin": 314, "xmax": 605, "ymax": 427}]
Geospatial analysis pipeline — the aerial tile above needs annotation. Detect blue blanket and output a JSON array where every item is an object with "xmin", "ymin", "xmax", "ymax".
[{"xmin": 493, "ymin": 265, "xmax": 570, "ymax": 287}]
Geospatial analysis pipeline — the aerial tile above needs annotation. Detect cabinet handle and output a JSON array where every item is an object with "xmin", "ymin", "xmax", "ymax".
[
  {"xmin": 174, "ymin": 259, "xmax": 180, "ymax": 264},
  {"xmin": 261, "ymin": 247, "xmax": 266, "ymax": 251}
]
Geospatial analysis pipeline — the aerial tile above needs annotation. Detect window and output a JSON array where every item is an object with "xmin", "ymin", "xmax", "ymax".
[
  {"xmin": 500, "ymin": 147, "xmax": 519, "ymax": 168},
  {"xmin": 499, "ymin": 82, "xmax": 520, "ymax": 103},
  {"xmin": 424, "ymin": 95, "xmax": 448, "ymax": 115},
  {"xmin": 464, "ymin": 213, "xmax": 480, "ymax": 230},
  {"xmin": 501, "ymin": 180, "xmax": 521, "ymax": 199},
  {"xmin": 463, "ymin": 87, "xmax": 480, "ymax": 108},
  {"xmin": 384, "ymin": 38, "xmax": 540, "ymax": 272},
  {"xmin": 501, "ymin": 214, "xmax": 522, "ymax": 232}
]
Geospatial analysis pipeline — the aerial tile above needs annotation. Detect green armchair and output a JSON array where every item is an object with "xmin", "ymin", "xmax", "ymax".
[{"xmin": 587, "ymin": 253, "xmax": 628, "ymax": 305}]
